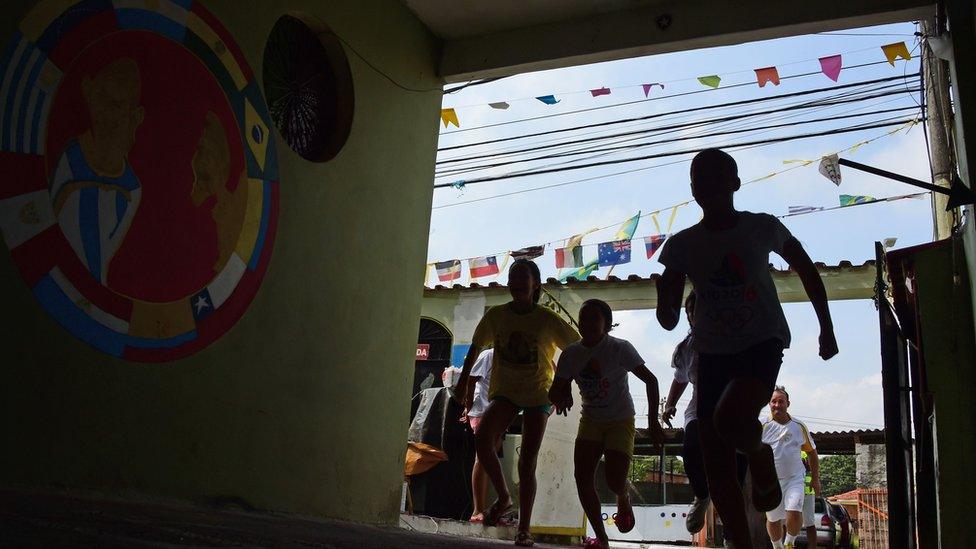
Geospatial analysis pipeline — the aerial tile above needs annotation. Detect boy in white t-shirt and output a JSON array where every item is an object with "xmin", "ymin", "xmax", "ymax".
[
  {"xmin": 549, "ymin": 299, "xmax": 665, "ymax": 549},
  {"xmin": 762, "ymin": 386, "xmax": 819, "ymax": 549},
  {"xmin": 655, "ymin": 149, "xmax": 837, "ymax": 549}
]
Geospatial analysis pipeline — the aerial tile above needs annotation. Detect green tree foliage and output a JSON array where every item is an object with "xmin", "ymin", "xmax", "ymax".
[
  {"xmin": 820, "ymin": 454, "xmax": 857, "ymax": 496},
  {"xmin": 629, "ymin": 455, "xmax": 686, "ymax": 483}
]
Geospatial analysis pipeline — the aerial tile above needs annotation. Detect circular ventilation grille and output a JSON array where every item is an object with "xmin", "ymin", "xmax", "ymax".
[{"xmin": 263, "ymin": 14, "xmax": 354, "ymax": 162}]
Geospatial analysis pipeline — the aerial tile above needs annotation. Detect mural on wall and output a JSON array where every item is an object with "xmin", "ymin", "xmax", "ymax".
[{"xmin": 0, "ymin": 0, "xmax": 279, "ymax": 362}]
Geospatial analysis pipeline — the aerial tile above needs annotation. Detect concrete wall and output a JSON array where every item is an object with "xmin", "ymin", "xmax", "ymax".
[
  {"xmin": 855, "ymin": 443, "xmax": 887, "ymax": 489},
  {"xmin": 0, "ymin": 0, "xmax": 442, "ymax": 524}
]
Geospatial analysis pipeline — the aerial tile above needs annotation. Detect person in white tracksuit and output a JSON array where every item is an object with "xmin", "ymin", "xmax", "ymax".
[{"xmin": 762, "ymin": 386, "xmax": 820, "ymax": 549}]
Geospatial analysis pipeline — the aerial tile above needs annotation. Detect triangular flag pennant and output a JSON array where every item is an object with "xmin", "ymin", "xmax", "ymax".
[
  {"xmin": 489, "ymin": 102, "xmax": 510, "ymax": 110},
  {"xmin": 440, "ymin": 108, "xmax": 459, "ymax": 128},
  {"xmin": 698, "ymin": 75, "xmax": 721, "ymax": 88},
  {"xmin": 615, "ymin": 211, "xmax": 641, "ymax": 240},
  {"xmin": 559, "ymin": 260, "xmax": 599, "ymax": 282},
  {"xmin": 819, "ymin": 55, "xmax": 842, "ymax": 81},
  {"xmin": 839, "ymin": 194, "xmax": 875, "ymax": 207},
  {"xmin": 590, "ymin": 87, "xmax": 611, "ymax": 97},
  {"xmin": 511, "ymin": 245, "xmax": 545, "ymax": 260},
  {"xmin": 536, "ymin": 95, "xmax": 560, "ymax": 105},
  {"xmin": 642, "ymin": 83, "xmax": 664, "ymax": 97},
  {"xmin": 882, "ymin": 42, "xmax": 912, "ymax": 66},
  {"xmin": 819, "ymin": 154, "xmax": 842, "ymax": 185},
  {"xmin": 644, "ymin": 234, "xmax": 667, "ymax": 259},
  {"xmin": 755, "ymin": 67, "xmax": 780, "ymax": 87}
]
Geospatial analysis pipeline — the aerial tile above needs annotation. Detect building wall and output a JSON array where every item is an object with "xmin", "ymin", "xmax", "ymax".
[
  {"xmin": 854, "ymin": 443, "xmax": 887, "ymax": 489},
  {"xmin": 0, "ymin": 0, "xmax": 442, "ymax": 524}
]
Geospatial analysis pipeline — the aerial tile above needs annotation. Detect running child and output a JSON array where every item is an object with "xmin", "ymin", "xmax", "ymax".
[
  {"xmin": 457, "ymin": 259, "xmax": 580, "ymax": 547},
  {"xmin": 549, "ymin": 299, "xmax": 665, "ymax": 549},
  {"xmin": 460, "ymin": 348, "xmax": 503, "ymax": 524},
  {"xmin": 655, "ymin": 148, "xmax": 838, "ymax": 549}
]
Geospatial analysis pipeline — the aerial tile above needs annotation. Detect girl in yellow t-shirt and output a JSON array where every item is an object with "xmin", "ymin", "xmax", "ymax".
[{"xmin": 457, "ymin": 259, "xmax": 579, "ymax": 547}]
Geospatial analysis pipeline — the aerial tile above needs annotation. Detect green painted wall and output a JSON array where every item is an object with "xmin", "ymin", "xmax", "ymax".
[{"xmin": 0, "ymin": 0, "xmax": 442, "ymax": 525}]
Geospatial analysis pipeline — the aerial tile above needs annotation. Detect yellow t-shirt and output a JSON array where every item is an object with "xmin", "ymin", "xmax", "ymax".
[{"xmin": 472, "ymin": 303, "xmax": 580, "ymax": 407}]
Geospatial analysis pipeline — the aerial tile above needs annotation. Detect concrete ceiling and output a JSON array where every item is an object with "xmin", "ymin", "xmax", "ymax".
[
  {"xmin": 400, "ymin": 0, "xmax": 665, "ymax": 40},
  {"xmin": 400, "ymin": 0, "xmax": 934, "ymax": 83}
]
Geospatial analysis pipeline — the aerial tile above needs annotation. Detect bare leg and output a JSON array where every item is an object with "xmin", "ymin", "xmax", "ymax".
[
  {"xmin": 805, "ymin": 525, "xmax": 818, "ymax": 546},
  {"xmin": 767, "ymin": 519, "xmax": 784, "ymax": 544},
  {"xmin": 475, "ymin": 400, "xmax": 519, "ymax": 518},
  {"xmin": 574, "ymin": 440, "xmax": 607, "ymax": 542},
  {"xmin": 516, "ymin": 410, "xmax": 549, "ymax": 535},
  {"xmin": 471, "ymin": 455, "xmax": 487, "ymax": 517},
  {"xmin": 702, "ymin": 377, "xmax": 777, "ymax": 548},
  {"xmin": 785, "ymin": 510, "xmax": 802, "ymax": 536},
  {"xmin": 604, "ymin": 449, "xmax": 632, "ymax": 528}
]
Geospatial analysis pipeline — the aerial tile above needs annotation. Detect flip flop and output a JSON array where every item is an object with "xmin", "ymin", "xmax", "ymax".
[
  {"xmin": 483, "ymin": 498, "xmax": 513, "ymax": 527},
  {"xmin": 514, "ymin": 531, "xmax": 534, "ymax": 547},
  {"xmin": 613, "ymin": 508, "xmax": 636, "ymax": 533}
]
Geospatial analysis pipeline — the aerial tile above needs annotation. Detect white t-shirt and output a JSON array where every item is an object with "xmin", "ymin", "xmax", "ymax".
[
  {"xmin": 761, "ymin": 416, "xmax": 816, "ymax": 479},
  {"xmin": 555, "ymin": 335, "xmax": 644, "ymax": 421},
  {"xmin": 671, "ymin": 333, "xmax": 698, "ymax": 426},
  {"xmin": 468, "ymin": 349, "xmax": 493, "ymax": 417},
  {"xmin": 658, "ymin": 211, "xmax": 793, "ymax": 354}
]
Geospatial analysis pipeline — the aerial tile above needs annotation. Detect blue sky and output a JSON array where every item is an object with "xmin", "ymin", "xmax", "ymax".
[{"xmin": 428, "ymin": 22, "xmax": 927, "ymax": 437}]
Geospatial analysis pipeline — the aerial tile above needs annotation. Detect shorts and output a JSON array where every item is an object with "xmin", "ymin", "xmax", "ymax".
[
  {"xmin": 766, "ymin": 473, "xmax": 806, "ymax": 522},
  {"xmin": 697, "ymin": 338, "xmax": 784, "ymax": 421},
  {"xmin": 577, "ymin": 416, "xmax": 636, "ymax": 456},
  {"xmin": 802, "ymin": 492, "xmax": 816, "ymax": 527},
  {"xmin": 468, "ymin": 415, "xmax": 482, "ymax": 434},
  {"xmin": 491, "ymin": 395, "xmax": 553, "ymax": 415}
]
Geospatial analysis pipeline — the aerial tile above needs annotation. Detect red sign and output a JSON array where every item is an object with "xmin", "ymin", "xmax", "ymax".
[{"xmin": 416, "ymin": 344, "xmax": 430, "ymax": 360}]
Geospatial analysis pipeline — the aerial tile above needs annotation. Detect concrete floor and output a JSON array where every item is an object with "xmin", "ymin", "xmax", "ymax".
[{"xmin": 0, "ymin": 488, "xmax": 575, "ymax": 548}]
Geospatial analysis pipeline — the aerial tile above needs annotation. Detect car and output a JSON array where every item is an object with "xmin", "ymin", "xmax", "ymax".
[
  {"xmin": 829, "ymin": 501, "xmax": 853, "ymax": 548},
  {"xmin": 796, "ymin": 496, "xmax": 840, "ymax": 548}
]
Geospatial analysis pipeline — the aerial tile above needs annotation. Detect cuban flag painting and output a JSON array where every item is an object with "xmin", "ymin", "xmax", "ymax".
[
  {"xmin": 597, "ymin": 239, "xmax": 631, "ymax": 267},
  {"xmin": 469, "ymin": 255, "xmax": 499, "ymax": 278}
]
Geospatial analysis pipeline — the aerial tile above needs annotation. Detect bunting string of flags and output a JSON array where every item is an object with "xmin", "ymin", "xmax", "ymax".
[
  {"xmin": 425, "ymin": 118, "xmax": 920, "ymax": 286},
  {"xmin": 440, "ymin": 42, "xmax": 914, "ymax": 128}
]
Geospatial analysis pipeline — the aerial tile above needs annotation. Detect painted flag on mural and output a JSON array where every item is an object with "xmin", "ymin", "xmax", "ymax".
[
  {"xmin": 598, "ymin": 240, "xmax": 632, "ymax": 267},
  {"xmin": 839, "ymin": 194, "xmax": 875, "ymax": 206},
  {"xmin": 559, "ymin": 259, "xmax": 599, "ymax": 282},
  {"xmin": 469, "ymin": 256, "xmax": 500, "ymax": 278},
  {"xmin": 555, "ymin": 245, "xmax": 584, "ymax": 269},
  {"xmin": 435, "ymin": 260, "xmax": 462, "ymax": 282},
  {"xmin": 615, "ymin": 211, "xmax": 641, "ymax": 240},
  {"xmin": 644, "ymin": 234, "xmax": 667, "ymax": 259},
  {"xmin": 511, "ymin": 245, "xmax": 545, "ymax": 260},
  {"xmin": 788, "ymin": 205, "xmax": 825, "ymax": 215}
]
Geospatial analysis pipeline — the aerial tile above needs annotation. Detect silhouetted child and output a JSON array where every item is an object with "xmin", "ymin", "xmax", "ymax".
[
  {"xmin": 457, "ymin": 259, "xmax": 579, "ymax": 547},
  {"xmin": 655, "ymin": 148, "xmax": 838, "ymax": 549},
  {"xmin": 549, "ymin": 299, "xmax": 664, "ymax": 549}
]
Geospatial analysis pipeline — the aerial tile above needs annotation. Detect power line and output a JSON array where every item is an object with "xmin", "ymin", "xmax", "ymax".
[
  {"xmin": 435, "ymin": 106, "xmax": 918, "ymax": 177},
  {"xmin": 439, "ymin": 60, "xmax": 909, "ymax": 137},
  {"xmin": 438, "ymin": 73, "xmax": 916, "ymax": 152},
  {"xmin": 432, "ymin": 118, "xmax": 921, "ymax": 188}
]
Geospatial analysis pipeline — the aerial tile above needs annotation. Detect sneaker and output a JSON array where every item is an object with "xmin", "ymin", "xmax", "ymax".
[
  {"xmin": 784, "ymin": 543, "xmax": 794, "ymax": 549},
  {"xmin": 686, "ymin": 496, "xmax": 709, "ymax": 533}
]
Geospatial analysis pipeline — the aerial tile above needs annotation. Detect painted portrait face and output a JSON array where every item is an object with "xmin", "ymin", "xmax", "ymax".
[{"xmin": 81, "ymin": 58, "xmax": 144, "ymax": 156}]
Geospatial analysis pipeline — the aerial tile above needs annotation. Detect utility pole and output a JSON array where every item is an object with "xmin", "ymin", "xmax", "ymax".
[{"xmin": 921, "ymin": 18, "xmax": 957, "ymax": 240}]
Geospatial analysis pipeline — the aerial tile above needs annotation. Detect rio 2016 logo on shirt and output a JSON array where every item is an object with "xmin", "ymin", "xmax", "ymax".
[{"xmin": 0, "ymin": 0, "xmax": 278, "ymax": 362}]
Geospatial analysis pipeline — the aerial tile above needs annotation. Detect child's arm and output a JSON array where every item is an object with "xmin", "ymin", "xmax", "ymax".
[
  {"xmin": 656, "ymin": 267, "xmax": 686, "ymax": 330},
  {"xmin": 663, "ymin": 378, "xmax": 688, "ymax": 428},
  {"xmin": 632, "ymin": 365, "xmax": 665, "ymax": 443},
  {"xmin": 780, "ymin": 237, "xmax": 839, "ymax": 360},
  {"xmin": 808, "ymin": 448, "xmax": 822, "ymax": 495},
  {"xmin": 548, "ymin": 377, "xmax": 573, "ymax": 416}
]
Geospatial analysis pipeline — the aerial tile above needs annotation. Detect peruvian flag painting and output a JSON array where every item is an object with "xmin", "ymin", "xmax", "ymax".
[{"xmin": 469, "ymin": 255, "xmax": 500, "ymax": 278}]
